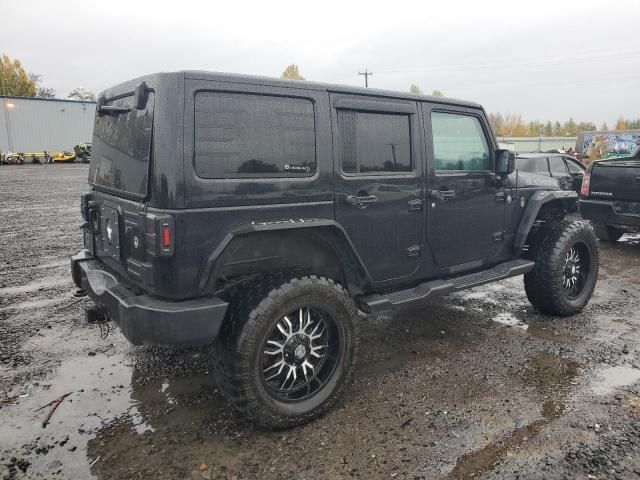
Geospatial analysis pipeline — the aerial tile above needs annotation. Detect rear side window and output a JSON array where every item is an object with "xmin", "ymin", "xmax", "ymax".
[
  {"xmin": 566, "ymin": 159, "xmax": 584, "ymax": 174},
  {"xmin": 431, "ymin": 112, "xmax": 490, "ymax": 171},
  {"xmin": 338, "ymin": 110, "xmax": 412, "ymax": 174},
  {"xmin": 194, "ymin": 92, "xmax": 316, "ymax": 178},
  {"xmin": 548, "ymin": 156, "xmax": 568, "ymax": 174}
]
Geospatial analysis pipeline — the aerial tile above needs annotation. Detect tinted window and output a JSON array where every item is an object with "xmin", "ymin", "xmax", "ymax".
[
  {"xmin": 89, "ymin": 93, "xmax": 154, "ymax": 197},
  {"xmin": 338, "ymin": 110, "xmax": 411, "ymax": 174},
  {"xmin": 548, "ymin": 156, "xmax": 568, "ymax": 174},
  {"xmin": 516, "ymin": 157, "xmax": 550, "ymax": 175},
  {"xmin": 431, "ymin": 112, "xmax": 490, "ymax": 171},
  {"xmin": 194, "ymin": 92, "xmax": 316, "ymax": 178},
  {"xmin": 565, "ymin": 159, "xmax": 584, "ymax": 174}
]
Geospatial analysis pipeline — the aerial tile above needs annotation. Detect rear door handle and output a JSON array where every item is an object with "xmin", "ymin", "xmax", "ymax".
[{"xmin": 430, "ymin": 189, "xmax": 456, "ymax": 201}]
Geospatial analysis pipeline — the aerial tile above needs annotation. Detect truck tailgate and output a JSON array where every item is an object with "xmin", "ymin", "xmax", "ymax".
[{"xmin": 589, "ymin": 159, "xmax": 640, "ymax": 202}]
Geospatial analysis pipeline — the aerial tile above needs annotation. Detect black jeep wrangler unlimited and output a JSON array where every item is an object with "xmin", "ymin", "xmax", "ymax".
[{"xmin": 72, "ymin": 72, "xmax": 599, "ymax": 429}]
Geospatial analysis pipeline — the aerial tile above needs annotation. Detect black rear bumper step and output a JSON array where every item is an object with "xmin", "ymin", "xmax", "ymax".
[{"xmin": 358, "ymin": 259, "xmax": 535, "ymax": 312}]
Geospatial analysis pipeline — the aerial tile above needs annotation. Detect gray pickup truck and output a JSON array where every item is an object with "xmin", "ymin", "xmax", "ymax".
[{"xmin": 579, "ymin": 149, "xmax": 640, "ymax": 241}]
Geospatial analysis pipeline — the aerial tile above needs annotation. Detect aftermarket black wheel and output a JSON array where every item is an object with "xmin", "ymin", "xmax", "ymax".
[
  {"xmin": 216, "ymin": 276, "xmax": 359, "ymax": 429},
  {"xmin": 593, "ymin": 224, "xmax": 624, "ymax": 242},
  {"xmin": 524, "ymin": 220, "xmax": 599, "ymax": 316}
]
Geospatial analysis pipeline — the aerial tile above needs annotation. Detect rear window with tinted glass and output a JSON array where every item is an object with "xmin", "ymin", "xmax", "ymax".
[
  {"xmin": 89, "ymin": 93, "xmax": 154, "ymax": 197},
  {"xmin": 194, "ymin": 92, "xmax": 316, "ymax": 178}
]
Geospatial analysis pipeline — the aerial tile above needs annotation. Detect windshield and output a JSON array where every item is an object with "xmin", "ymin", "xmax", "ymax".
[{"xmin": 88, "ymin": 92, "xmax": 154, "ymax": 197}]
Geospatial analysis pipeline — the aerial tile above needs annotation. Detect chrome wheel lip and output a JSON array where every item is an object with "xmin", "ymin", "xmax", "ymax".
[{"xmin": 260, "ymin": 305, "xmax": 340, "ymax": 402}]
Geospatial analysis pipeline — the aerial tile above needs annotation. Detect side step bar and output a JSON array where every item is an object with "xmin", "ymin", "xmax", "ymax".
[{"xmin": 358, "ymin": 259, "xmax": 535, "ymax": 312}]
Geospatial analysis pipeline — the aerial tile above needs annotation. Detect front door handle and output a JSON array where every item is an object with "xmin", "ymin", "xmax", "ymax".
[
  {"xmin": 346, "ymin": 194, "xmax": 378, "ymax": 208},
  {"xmin": 430, "ymin": 189, "xmax": 456, "ymax": 202}
]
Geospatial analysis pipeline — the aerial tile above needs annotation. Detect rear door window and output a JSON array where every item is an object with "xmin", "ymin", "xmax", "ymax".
[
  {"xmin": 337, "ymin": 111, "xmax": 412, "ymax": 174},
  {"xmin": 548, "ymin": 156, "xmax": 569, "ymax": 176},
  {"xmin": 194, "ymin": 92, "xmax": 316, "ymax": 178}
]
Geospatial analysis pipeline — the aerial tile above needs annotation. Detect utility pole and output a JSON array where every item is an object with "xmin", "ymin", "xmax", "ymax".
[{"xmin": 358, "ymin": 68, "xmax": 372, "ymax": 88}]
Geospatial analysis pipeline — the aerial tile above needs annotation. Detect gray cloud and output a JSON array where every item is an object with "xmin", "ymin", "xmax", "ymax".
[{"xmin": 3, "ymin": 0, "xmax": 639, "ymax": 125}]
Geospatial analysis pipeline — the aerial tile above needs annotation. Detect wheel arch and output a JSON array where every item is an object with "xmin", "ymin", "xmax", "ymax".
[
  {"xmin": 195, "ymin": 220, "xmax": 372, "ymax": 297},
  {"xmin": 514, "ymin": 190, "xmax": 578, "ymax": 254}
]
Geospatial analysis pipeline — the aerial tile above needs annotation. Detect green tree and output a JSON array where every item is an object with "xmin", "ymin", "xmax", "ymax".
[
  {"xmin": 615, "ymin": 117, "xmax": 626, "ymax": 130},
  {"xmin": 431, "ymin": 89, "xmax": 444, "ymax": 97},
  {"xmin": 0, "ymin": 54, "xmax": 36, "ymax": 96},
  {"xmin": 553, "ymin": 121, "xmax": 562, "ymax": 136},
  {"xmin": 68, "ymin": 87, "xmax": 96, "ymax": 101},
  {"xmin": 409, "ymin": 83, "xmax": 422, "ymax": 94},
  {"xmin": 281, "ymin": 64, "xmax": 305, "ymax": 80},
  {"xmin": 600, "ymin": 122, "xmax": 608, "ymax": 131},
  {"xmin": 544, "ymin": 121, "xmax": 553, "ymax": 136}
]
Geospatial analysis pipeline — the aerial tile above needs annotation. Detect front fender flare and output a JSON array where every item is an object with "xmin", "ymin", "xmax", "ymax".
[{"xmin": 514, "ymin": 190, "xmax": 578, "ymax": 253}]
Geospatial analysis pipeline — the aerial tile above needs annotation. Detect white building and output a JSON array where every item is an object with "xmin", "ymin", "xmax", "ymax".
[{"xmin": 0, "ymin": 96, "xmax": 96, "ymax": 153}]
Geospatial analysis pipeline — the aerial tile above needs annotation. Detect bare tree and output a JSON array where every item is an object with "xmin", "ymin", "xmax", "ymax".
[{"xmin": 68, "ymin": 87, "xmax": 97, "ymax": 101}]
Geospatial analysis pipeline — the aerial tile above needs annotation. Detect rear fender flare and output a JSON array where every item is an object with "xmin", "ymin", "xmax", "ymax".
[{"xmin": 195, "ymin": 219, "xmax": 372, "ymax": 296}]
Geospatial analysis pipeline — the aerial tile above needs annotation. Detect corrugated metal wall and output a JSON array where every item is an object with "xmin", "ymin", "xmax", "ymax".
[
  {"xmin": 0, "ymin": 96, "xmax": 96, "ymax": 153},
  {"xmin": 496, "ymin": 136, "xmax": 578, "ymax": 154}
]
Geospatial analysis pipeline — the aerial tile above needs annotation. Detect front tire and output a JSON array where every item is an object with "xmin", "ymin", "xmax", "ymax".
[
  {"xmin": 593, "ymin": 224, "xmax": 624, "ymax": 242},
  {"xmin": 524, "ymin": 220, "xmax": 599, "ymax": 316},
  {"xmin": 216, "ymin": 276, "xmax": 359, "ymax": 429}
]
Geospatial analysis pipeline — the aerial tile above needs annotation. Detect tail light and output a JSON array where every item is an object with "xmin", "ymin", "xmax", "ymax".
[
  {"xmin": 144, "ymin": 213, "xmax": 175, "ymax": 257},
  {"xmin": 580, "ymin": 172, "xmax": 591, "ymax": 197},
  {"xmin": 162, "ymin": 223, "xmax": 172, "ymax": 249}
]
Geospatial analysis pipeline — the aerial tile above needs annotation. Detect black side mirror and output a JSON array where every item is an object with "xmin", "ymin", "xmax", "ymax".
[
  {"xmin": 496, "ymin": 149, "xmax": 515, "ymax": 176},
  {"xmin": 134, "ymin": 82, "xmax": 148, "ymax": 110}
]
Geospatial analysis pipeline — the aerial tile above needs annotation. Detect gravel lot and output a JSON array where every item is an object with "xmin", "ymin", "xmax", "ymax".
[{"xmin": 1, "ymin": 164, "xmax": 640, "ymax": 480}]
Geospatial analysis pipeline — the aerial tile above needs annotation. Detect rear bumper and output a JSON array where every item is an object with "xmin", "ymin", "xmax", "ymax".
[
  {"xmin": 71, "ymin": 250, "xmax": 228, "ymax": 346},
  {"xmin": 579, "ymin": 199, "xmax": 640, "ymax": 228}
]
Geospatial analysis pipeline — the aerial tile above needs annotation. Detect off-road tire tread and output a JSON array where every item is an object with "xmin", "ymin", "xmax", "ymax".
[
  {"xmin": 215, "ymin": 275, "xmax": 359, "ymax": 430},
  {"xmin": 524, "ymin": 220, "xmax": 599, "ymax": 316}
]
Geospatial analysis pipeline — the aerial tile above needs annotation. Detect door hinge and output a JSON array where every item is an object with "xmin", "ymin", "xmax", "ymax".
[
  {"xmin": 408, "ymin": 198, "xmax": 424, "ymax": 212},
  {"xmin": 407, "ymin": 245, "xmax": 422, "ymax": 257},
  {"xmin": 493, "ymin": 231, "xmax": 505, "ymax": 242}
]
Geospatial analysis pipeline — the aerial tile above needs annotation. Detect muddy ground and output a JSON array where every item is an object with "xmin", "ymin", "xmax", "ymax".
[{"xmin": 1, "ymin": 164, "xmax": 640, "ymax": 480}]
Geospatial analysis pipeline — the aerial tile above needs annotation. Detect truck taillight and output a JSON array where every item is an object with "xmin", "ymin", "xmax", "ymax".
[{"xmin": 580, "ymin": 172, "xmax": 591, "ymax": 196}]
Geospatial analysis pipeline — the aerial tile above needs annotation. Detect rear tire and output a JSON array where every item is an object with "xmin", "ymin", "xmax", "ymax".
[
  {"xmin": 215, "ymin": 276, "xmax": 359, "ymax": 429},
  {"xmin": 524, "ymin": 220, "xmax": 599, "ymax": 316},
  {"xmin": 593, "ymin": 224, "xmax": 624, "ymax": 242}
]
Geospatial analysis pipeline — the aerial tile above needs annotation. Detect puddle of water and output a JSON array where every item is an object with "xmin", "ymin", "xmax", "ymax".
[
  {"xmin": 591, "ymin": 365, "xmax": 640, "ymax": 395},
  {"xmin": 524, "ymin": 353, "xmax": 579, "ymax": 390},
  {"xmin": 448, "ymin": 399, "xmax": 565, "ymax": 479},
  {"xmin": 492, "ymin": 312, "xmax": 528, "ymax": 330},
  {"xmin": 0, "ymin": 352, "xmax": 222, "ymax": 479}
]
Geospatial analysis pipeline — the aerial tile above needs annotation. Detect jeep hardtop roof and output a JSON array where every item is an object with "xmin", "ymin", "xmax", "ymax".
[{"xmin": 101, "ymin": 71, "xmax": 483, "ymax": 110}]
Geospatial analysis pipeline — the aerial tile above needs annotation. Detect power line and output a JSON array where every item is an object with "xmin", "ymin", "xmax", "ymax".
[{"xmin": 358, "ymin": 68, "xmax": 373, "ymax": 87}]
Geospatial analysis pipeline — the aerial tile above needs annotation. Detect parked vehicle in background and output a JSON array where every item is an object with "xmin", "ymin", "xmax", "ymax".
[
  {"xmin": 71, "ymin": 71, "xmax": 599, "ymax": 429},
  {"xmin": 53, "ymin": 151, "xmax": 77, "ymax": 163},
  {"xmin": 74, "ymin": 142, "xmax": 92, "ymax": 163},
  {"xmin": 576, "ymin": 130, "xmax": 640, "ymax": 166},
  {"xmin": 580, "ymin": 147, "xmax": 640, "ymax": 241},
  {"xmin": 516, "ymin": 153, "xmax": 585, "ymax": 194}
]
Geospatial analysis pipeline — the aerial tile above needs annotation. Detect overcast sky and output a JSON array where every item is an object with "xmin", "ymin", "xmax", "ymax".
[{"xmin": 3, "ymin": 0, "xmax": 639, "ymax": 126}]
